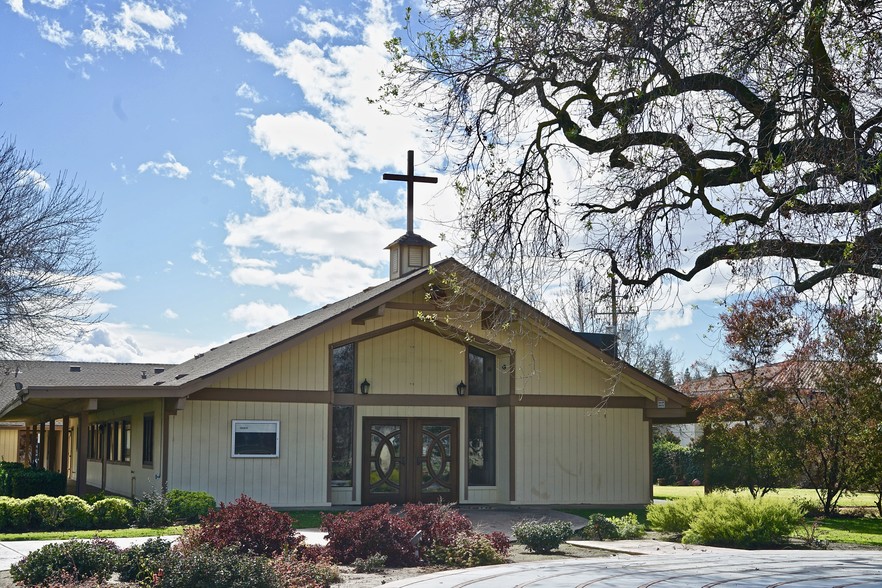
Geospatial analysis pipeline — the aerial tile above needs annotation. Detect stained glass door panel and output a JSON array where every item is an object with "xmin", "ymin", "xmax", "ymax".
[{"xmin": 416, "ymin": 420, "xmax": 458, "ymax": 503}]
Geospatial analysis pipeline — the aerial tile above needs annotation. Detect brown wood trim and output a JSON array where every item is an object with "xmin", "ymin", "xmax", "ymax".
[
  {"xmin": 498, "ymin": 395, "xmax": 648, "ymax": 409},
  {"xmin": 76, "ymin": 412, "xmax": 88, "ymax": 496},
  {"xmin": 351, "ymin": 304, "xmax": 385, "ymax": 325},
  {"xmin": 61, "ymin": 416, "xmax": 69, "ymax": 479},
  {"xmin": 190, "ymin": 388, "xmax": 331, "ymax": 403},
  {"xmin": 326, "ymin": 403, "xmax": 333, "ymax": 503},
  {"xmin": 161, "ymin": 399, "xmax": 171, "ymax": 491},
  {"xmin": 509, "ymin": 403, "xmax": 515, "ymax": 502}
]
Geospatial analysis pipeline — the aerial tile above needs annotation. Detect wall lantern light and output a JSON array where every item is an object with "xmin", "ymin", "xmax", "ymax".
[
  {"xmin": 360, "ymin": 379, "xmax": 371, "ymax": 395},
  {"xmin": 456, "ymin": 380, "xmax": 467, "ymax": 396}
]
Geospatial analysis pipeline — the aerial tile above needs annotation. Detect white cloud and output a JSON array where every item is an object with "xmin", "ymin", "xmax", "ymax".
[
  {"xmin": 212, "ymin": 173, "xmax": 235, "ymax": 188},
  {"xmin": 37, "ymin": 17, "xmax": 72, "ymax": 46},
  {"xmin": 250, "ymin": 112, "xmax": 352, "ymax": 180},
  {"xmin": 244, "ymin": 175, "xmax": 304, "ymax": 210},
  {"xmin": 295, "ymin": 5, "xmax": 347, "ymax": 40},
  {"xmin": 235, "ymin": 107, "xmax": 256, "ymax": 120},
  {"xmin": 88, "ymin": 272, "xmax": 126, "ymax": 293},
  {"xmin": 651, "ymin": 305, "xmax": 695, "ymax": 331},
  {"xmin": 32, "ymin": 0, "xmax": 70, "ymax": 8},
  {"xmin": 226, "ymin": 300, "xmax": 290, "ymax": 329},
  {"xmin": 82, "ymin": 2, "xmax": 187, "ymax": 55},
  {"xmin": 191, "ymin": 241, "xmax": 208, "ymax": 265},
  {"xmin": 58, "ymin": 322, "xmax": 213, "ymax": 363},
  {"xmin": 236, "ymin": 82, "xmax": 263, "ymax": 103},
  {"xmin": 163, "ymin": 308, "xmax": 178, "ymax": 319},
  {"xmin": 6, "ymin": 0, "xmax": 26, "ymax": 17},
  {"xmin": 138, "ymin": 152, "xmax": 190, "ymax": 179},
  {"xmin": 230, "ymin": 258, "xmax": 380, "ymax": 305}
]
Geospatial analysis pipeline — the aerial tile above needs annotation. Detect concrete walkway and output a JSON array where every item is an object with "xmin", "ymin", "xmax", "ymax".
[{"xmin": 382, "ymin": 551, "xmax": 882, "ymax": 587}]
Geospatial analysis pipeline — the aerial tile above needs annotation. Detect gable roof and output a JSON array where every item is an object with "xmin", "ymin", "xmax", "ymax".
[
  {"xmin": 1, "ymin": 257, "xmax": 692, "ymax": 419},
  {"xmin": 678, "ymin": 360, "xmax": 831, "ymax": 399}
]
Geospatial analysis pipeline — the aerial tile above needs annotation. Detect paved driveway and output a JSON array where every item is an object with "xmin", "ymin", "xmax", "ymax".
[{"xmin": 383, "ymin": 550, "xmax": 882, "ymax": 587}]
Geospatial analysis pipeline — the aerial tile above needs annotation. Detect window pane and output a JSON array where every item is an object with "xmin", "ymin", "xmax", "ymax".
[
  {"xmin": 142, "ymin": 414, "xmax": 154, "ymax": 466},
  {"xmin": 331, "ymin": 406, "xmax": 353, "ymax": 487},
  {"xmin": 332, "ymin": 344, "xmax": 355, "ymax": 394},
  {"xmin": 232, "ymin": 421, "xmax": 279, "ymax": 457},
  {"xmin": 468, "ymin": 347, "xmax": 496, "ymax": 396},
  {"xmin": 468, "ymin": 408, "xmax": 496, "ymax": 486}
]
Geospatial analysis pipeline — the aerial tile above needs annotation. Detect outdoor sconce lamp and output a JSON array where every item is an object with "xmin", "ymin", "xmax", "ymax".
[
  {"xmin": 456, "ymin": 380, "xmax": 467, "ymax": 396},
  {"xmin": 360, "ymin": 379, "xmax": 370, "ymax": 395}
]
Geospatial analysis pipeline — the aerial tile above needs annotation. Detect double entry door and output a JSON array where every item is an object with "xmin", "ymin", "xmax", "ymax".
[{"xmin": 362, "ymin": 417, "xmax": 458, "ymax": 504}]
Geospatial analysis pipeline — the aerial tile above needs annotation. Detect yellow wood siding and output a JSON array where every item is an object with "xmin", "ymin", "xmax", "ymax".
[
  {"xmin": 515, "ymin": 407, "xmax": 649, "ymax": 505},
  {"xmin": 358, "ymin": 328, "xmax": 464, "ymax": 395},
  {"xmin": 0, "ymin": 429, "xmax": 18, "ymax": 463},
  {"xmin": 168, "ymin": 400, "xmax": 327, "ymax": 507}
]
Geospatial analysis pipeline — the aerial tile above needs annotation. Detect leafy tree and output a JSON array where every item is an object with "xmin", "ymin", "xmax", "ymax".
[
  {"xmin": 696, "ymin": 294, "xmax": 801, "ymax": 497},
  {"xmin": 384, "ymin": 0, "xmax": 882, "ymax": 296},
  {"xmin": 0, "ymin": 137, "xmax": 102, "ymax": 358},
  {"xmin": 785, "ymin": 307, "xmax": 882, "ymax": 515}
]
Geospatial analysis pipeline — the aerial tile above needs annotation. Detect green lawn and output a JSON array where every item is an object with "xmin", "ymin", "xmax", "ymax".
[
  {"xmin": 0, "ymin": 525, "xmax": 185, "ymax": 541},
  {"xmin": 653, "ymin": 485, "xmax": 879, "ymax": 508}
]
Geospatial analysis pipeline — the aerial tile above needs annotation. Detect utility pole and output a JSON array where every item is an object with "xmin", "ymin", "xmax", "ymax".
[{"xmin": 596, "ymin": 274, "xmax": 637, "ymax": 358}]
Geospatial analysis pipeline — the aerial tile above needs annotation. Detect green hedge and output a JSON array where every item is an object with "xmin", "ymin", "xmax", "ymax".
[
  {"xmin": 652, "ymin": 440, "xmax": 703, "ymax": 485},
  {"xmin": 0, "ymin": 462, "xmax": 66, "ymax": 498}
]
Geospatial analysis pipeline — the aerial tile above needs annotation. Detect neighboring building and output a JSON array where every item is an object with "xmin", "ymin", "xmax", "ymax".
[{"xmin": 0, "ymin": 156, "xmax": 693, "ymax": 507}]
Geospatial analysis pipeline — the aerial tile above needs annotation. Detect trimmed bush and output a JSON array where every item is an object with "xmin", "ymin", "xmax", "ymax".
[
  {"xmin": 10, "ymin": 538, "xmax": 120, "ymax": 586},
  {"xmin": 56, "ymin": 495, "xmax": 92, "ymax": 530},
  {"xmin": 652, "ymin": 440, "xmax": 703, "ymax": 485},
  {"xmin": 155, "ymin": 544, "xmax": 279, "ymax": 588},
  {"xmin": 402, "ymin": 502, "xmax": 473, "ymax": 553},
  {"xmin": 485, "ymin": 531, "xmax": 512, "ymax": 557},
  {"xmin": 166, "ymin": 489, "xmax": 216, "ymax": 523},
  {"xmin": 22, "ymin": 494, "xmax": 65, "ymax": 530},
  {"xmin": 682, "ymin": 495, "xmax": 805, "ymax": 548},
  {"xmin": 8, "ymin": 468, "xmax": 65, "ymax": 498},
  {"xmin": 117, "ymin": 537, "xmax": 173, "ymax": 584},
  {"xmin": 584, "ymin": 514, "xmax": 618, "ymax": 540},
  {"xmin": 322, "ymin": 503, "xmax": 419, "ymax": 567},
  {"xmin": 134, "ymin": 489, "xmax": 173, "ymax": 528},
  {"xmin": 0, "ymin": 496, "xmax": 28, "ymax": 531},
  {"xmin": 0, "ymin": 461, "xmax": 24, "ymax": 495},
  {"xmin": 511, "ymin": 520, "xmax": 573, "ymax": 554},
  {"xmin": 91, "ymin": 497, "xmax": 134, "ymax": 529},
  {"xmin": 196, "ymin": 494, "xmax": 302, "ymax": 556},
  {"xmin": 427, "ymin": 532, "xmax": 505, "ymax": 567},
  {"xmin": 351, "ymin": 553, "xmax": 387, "ymax": 573}
]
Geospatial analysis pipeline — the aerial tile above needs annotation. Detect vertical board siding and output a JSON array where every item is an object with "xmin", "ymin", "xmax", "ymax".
[
  {"xmin": 358, "ymin": 328, "xmax": 464, "ymax": 395},
  {"xmin": 168, "ymin": 400, "xmax": 328, "ymax": 507},
  {"xmin": 0, "ymin": 430, "xmax": 18, "ymax": 463},
  {"xmin": 515, "ymin": 407, "xmax": 649, "ymax": 505}
]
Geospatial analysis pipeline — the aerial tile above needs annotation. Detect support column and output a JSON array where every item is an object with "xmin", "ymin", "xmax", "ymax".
[
  {"xmin": 38, "ymin": 422, "xmax": 45, "ymax": 469},
  {"xmin": 76, "ymin": 412, "xmax": 89, "ymax": 496},
  {"xmin": 61, "ymin": 416, "xmax": 70, "ymax": 480},
  {"xmin": 48, "ymin": 419, "xmax": 56, "ymax": 472},
  {"xmin": 30, "ymin": 424, "xmax": 38, "ymax": 467}
]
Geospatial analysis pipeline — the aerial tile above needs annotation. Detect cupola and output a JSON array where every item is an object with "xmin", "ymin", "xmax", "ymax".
[{"xmin": 383, "ymin": 150, "xmax": 437, "ymax": 279}]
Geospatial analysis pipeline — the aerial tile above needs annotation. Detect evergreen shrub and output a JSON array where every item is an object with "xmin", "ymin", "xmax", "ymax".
[
  {"xmin": 166, "ymin": 489, "xmax": 216, "ymax": 522},
  {"xmin": 511, "ymin": 520, "xmax": 573, "ymax": 554},
  {"xmin": 56, "ymin": 495, "xmax": 92, "ymax": 530},
  {"xmin": 10, "ymin": 539, "xmax": 120, "ymax": 586},
  {"xmin": 91, "ymin": 497, "xmax": 133, "ymax": 529},
  {"xmin": 155, "ymin": 545, "xmax": 279, "ymax": 588},
  {"xmin": 682, "ymin": 495, "xmax": 805, "ymax": 548},
  {"xmin": 0, "ymin": 496, "xmax": 28, "ymax": 531},
  {"xmin": 22, "ymin": 494, "xmax": 65, "ymax": 530},
  {"xmin": 117, "ymin": 538, "xmax": 173, "ymax": 584}
]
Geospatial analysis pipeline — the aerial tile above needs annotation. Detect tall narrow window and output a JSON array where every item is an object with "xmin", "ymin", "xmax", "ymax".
[
  {"xmin": 468, "ymin": 347, "xmax": 496, "ymax": 396},
  {"xmin": 142, "ymin": 414, "xmax": 154, "ymax": 467},
  {"xmin": 122, "ymin": 419, "xmax": 131, "ymax": 463},
  {"xmin": 331, "ymin": 406, "xmax": 354, "ymax": 487},
  {"xmin": 468, "ymin": 407, "xmax": 496, "ymax": 486},
  {"xmin": 332, "ymin": 343, "xmax": 355, "ymax": 394}
]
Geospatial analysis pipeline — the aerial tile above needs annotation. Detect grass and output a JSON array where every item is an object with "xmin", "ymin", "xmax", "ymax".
[
  {"xmin": 813, "ymin": 516, "xmax": 882, "ymax": 546},
  {"xmin": 277, "ymin": 509, "xmax": 339, "ymax": 528},
  {"xmin": 653, "ymin": 485, "xmax": 879, "ymax": 508},
  {"xmin": 0, "ymin": 525, "xmax": 186, "ymax": 541}
]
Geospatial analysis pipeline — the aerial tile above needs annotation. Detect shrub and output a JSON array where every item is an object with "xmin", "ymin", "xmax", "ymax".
[
  {"xmin": 485, "ymin": 531, "xmax": 512, "ymax": 556},
  {"xmin": 402, "ymin": 502, "xmax": 473, "ymax": 552},
  {"xmin": 271, "ymin": 552, "xmax": 340, "ymax": 588},
  {"xmin": 646, "ymin": 494, "xmax": 717, "ymax": 534},
  {"xmin": 10, "ymin": 538, "xmax": 120, "ymax": 586},
  {"xmin": 82, "ymin": 491, "xmax": 107, "ymax": 505},
  {"xmin": 583, "ymin": 514, "xmax": 618, "ymax": 540},
  {"xmin": 91, "ymin": 497, "xmax": 134, "ymax": 529},
  {"xmin": 134, "ymin": 489, "xmax": 173, "ymax": 528},
  {"xmin": 117, "ymin": 537, "xmax": 173, "ymax": 584},
  {"xmin": 608, "ymin": 513, "xmax": 646, "ymax": 540},
  {"xmin": 155, "ymin": 544, "xmax": 280, "ymax": 588},
  {"xmin": 427, "ymin": 532, "xmax": 505, "ymax": 567},
  {"xmin": 511, "ymin": 520, "xmax": 573, "ymax": 554},
  {"xmin": 8, "ymin": 468, "xmax": 65, "ymax": 498},
  {"xmin": 652, "ymin": 440, "xmax": 703, "ymax": 485},
  {"xmin": 22, "ymin": 494, "xmax": 65, "ymax": 530},
  {"xmin": 166, "ymin": 489, "xmax": 216, "ymax": 523},
  {"xmin": 0, "ymin": 496, "xmax": 28, "ymax": 531},
  {"xmin": 196, "ymin": 494, "xmax": 302, "ymax": 556},
  {"xmin": 351, "ymin": 553, "xmax": 387, "ymax": 573},
  {"xmin": 0, "ymin": 461, "xmax": 24, "ymax": 495},
  {"xmin": 56, "ymin": 495, "xmax": 92, "ymax": 530},
  {"xmin": 682, "ymin": 495, "xmax": 805, "ymax": 548},
  {"xmin": 322, "ymin": 503, "xmax": 419, "ymax": 567}
]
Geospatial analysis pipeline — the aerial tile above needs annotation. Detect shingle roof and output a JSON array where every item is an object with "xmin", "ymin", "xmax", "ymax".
[
  {"xmin": 678, "ymin": 360, "xmax": 830, "ymax": 399},
  {"xmin": 138, "ymin": 261, "xmax": 445, "ymax": 389},
  {"xmin": 0, "ymin": 360, "xmax": 174, "ymax": 414}
]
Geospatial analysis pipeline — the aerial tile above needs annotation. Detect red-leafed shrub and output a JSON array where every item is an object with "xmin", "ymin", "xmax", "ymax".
[
  {"xmin": 271, "ymin": 552, "xmax": 340, "ymax": 588},
  {"xmin": 195, "ymin": 494, "xmax": 303, "ymax": 556},
  {"xmin": 321, "ymin": 503, "xmax": 419, "ymax": 567},
  {"xmin": 402, "ymin": 502, "xmax": 473, "ymax": 552},
  {"xmin": 485, "ymin": 531, "xmax": 512, "ymax": 556}
]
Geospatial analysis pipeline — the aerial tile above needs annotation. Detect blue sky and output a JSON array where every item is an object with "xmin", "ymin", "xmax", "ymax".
[{"xmin": 0, "ymin": 0, "xmax": 730, "ymax": 373}]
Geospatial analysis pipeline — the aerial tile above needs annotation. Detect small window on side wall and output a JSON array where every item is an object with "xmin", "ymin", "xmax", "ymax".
[
  {"xmin": 232, "ymin": 420, "xmax": 279, "ymax": 458},
  {"xmin": 468, "ymin": 347, "xmax": 496, "ymax": 396},
  {"xmin": 332, "ymin": 343, "xmax": 355, "ymax": 394}
]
